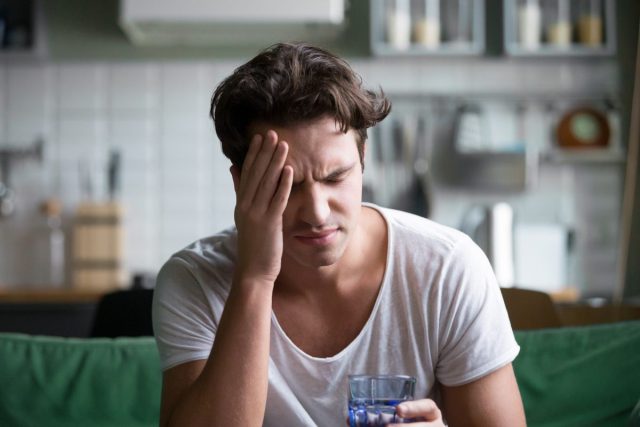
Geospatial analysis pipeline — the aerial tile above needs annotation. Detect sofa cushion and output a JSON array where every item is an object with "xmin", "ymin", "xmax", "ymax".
[
  {"xmin": 514, "ymin": 320, "xmax": 640, "ymax": 427},
  {"xmin": 0, "ymin": 333, "xmax": 161, "ymax": 427}
]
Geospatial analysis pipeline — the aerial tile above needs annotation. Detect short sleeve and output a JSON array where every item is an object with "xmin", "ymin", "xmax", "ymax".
[
  {"xmin": 152, "ymin": 257, "xmax": 216, "ymax": 371},
  {"xmin": 435, "ymin": 236, "xmax": 520, "ymax": 386}
]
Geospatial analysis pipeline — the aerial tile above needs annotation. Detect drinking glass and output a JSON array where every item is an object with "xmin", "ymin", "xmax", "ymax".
[{"xmin": 348, "ymin": 374, "xmax": 416, "ymax": 427}]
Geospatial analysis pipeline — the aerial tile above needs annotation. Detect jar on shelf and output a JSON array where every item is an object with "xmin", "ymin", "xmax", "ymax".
[
  {"xmin": 544, "ymin": 0, "xmax": 572, "ymax": 48},
  {"xmin": 518, "ymin": 0, "xmax": 542, "ymax": 50},
  {"xmin": 577, "ymin": 0, "xmax": 603, "ymax": 47},
  {"xmin": 443, "ymin": 0, "xmax": 473, "ymax": 46},
  {"xmin": 413, "ymin": 0, "xmax": 441, "ymax": 48},
  {"xmin": 386, "ymin": 0, "xmax": 411, "ymax": 50}
]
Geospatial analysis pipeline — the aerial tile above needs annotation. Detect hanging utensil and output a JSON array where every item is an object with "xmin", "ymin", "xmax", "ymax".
[
  {"xmin": 107, "ymin": 150, "xmax": 121, "ymax": 201},
  {"xmin": 413, "ymin": 114, "xmax": 433, "ymax": 218}
]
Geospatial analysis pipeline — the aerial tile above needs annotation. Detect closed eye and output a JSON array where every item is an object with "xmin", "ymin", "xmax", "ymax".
[
  {"xmin": 324, "ymin": 164, "xmax": 355, "ymax": 183},
  {"xmin": 291, "ymin": 163, "xmax": 356, "ymax": 188},
  {"xmin": 325, "ymin": 175, "xmax": 345, "ymax": 183}
]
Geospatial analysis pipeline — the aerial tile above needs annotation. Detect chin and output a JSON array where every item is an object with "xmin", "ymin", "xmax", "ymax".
[
  {"xmin": 284, "ymin": 238, "xmax": 349, "ymax": 269},
  {"xmin": 287, "ymin": 250, "xmax": 342, "ymax": 269}
]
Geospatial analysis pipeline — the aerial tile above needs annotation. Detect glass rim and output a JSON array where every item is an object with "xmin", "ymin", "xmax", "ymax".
[{"xmin": 348, "ymin": 374, "xmax": 416, "ymax": 383}]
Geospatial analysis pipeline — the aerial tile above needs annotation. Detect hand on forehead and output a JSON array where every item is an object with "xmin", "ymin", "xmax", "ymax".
[{"xmin": 249, "ymin": 118, "xmax": 359, "ymax": 183}]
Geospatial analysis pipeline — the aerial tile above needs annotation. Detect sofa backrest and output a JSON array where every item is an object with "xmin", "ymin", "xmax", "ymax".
[
  {"xmin": 514, "ymin": 320, "xmax": 640, "ymax": 427},
  {"xmin": 0, "ymin": 321, "xmax": 639, "ymax": 426},
  {"xmin": 0, "ymin": 334, "xmax": 161, "ymax": 427}
]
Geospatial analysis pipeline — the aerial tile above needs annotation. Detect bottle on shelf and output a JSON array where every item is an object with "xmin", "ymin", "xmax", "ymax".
[
  {"xmin": 577, "ymin": 0, "xmax": 603, "ymax": 47},
  {"xmin": 518, "ymin": 0, "xmax": 542, "ymax": 50},
  {"xmin": 33, "ymin": 198, "xmax": 66, "ymax": 288},
  {"xmin": 544, "ymin": 0, "xmax": 572, "ymax": 48},
  {"xmin": 444, "ymin": 0, "xmax": 473, "ymax": 46},
  {"xmin": 386, "ymin": 0, "xmax": 411, "ymax": 50},
  {"xmin": 414, "ymin": 0, "xmax": 441, "ymax": 48}
]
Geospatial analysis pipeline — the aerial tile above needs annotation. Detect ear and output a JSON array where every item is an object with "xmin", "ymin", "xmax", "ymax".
[{"xmin": 230, "ymin": 165, "xmax": 240, "ymax": 193}]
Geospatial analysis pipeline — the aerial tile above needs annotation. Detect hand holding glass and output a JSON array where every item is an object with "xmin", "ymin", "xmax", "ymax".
[{"xmin": 348, "ymin": 375, "xmax": 416, "ymax": 426}]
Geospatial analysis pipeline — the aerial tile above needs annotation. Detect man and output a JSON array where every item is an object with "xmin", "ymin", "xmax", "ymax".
[{"xmin": 152, "ymin": 42, "xmax": 526, "ymax": 427}]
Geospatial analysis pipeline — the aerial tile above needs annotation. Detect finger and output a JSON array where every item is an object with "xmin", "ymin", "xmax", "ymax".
[
  {"xmin": 269, "ymin": 165, "xmax": 293, "ymax": 215},
  {"xmin": 236, "ymin": 134, "xmax": 263, "ymax": 200},
  {"xmin": 396, "ymin": 399, "xmax": 441, "ymax": 421},
  {"xmin": 253, "ymin": 140, "xmax": 289, "ymax": 208},
  {"xmin": 387, "ymin": 422, "xmax": 442, "ymax": 427},
  {"xmin": 240, "ymin": 134, "xmax": 263, "ymax": 179},
  {"xmin": 242, "ymin": 130, "xmax": 279, "ymax": 205}
]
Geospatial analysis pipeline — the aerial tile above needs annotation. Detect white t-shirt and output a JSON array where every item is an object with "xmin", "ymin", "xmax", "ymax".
[{"xmin": 152, "ymin": 204, "xmax": 520, "ymax": 427}]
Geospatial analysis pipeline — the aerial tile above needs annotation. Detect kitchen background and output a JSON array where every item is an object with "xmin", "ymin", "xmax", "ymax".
[{"xmin": 0, "ymin": 0, "xmax": 638, "ymax": 301}]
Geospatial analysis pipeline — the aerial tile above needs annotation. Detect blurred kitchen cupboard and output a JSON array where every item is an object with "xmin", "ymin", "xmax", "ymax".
[
  {"xmin": 0, "ymin": 0, "xmax": 47, "ymax": 59},
  {"xmin": 371, "ymin": 0, "xmax": 485, "ymax": 55},
  {"xmin": 504, "ymin": 0, "xmax": 616, "ymax": 56},
  {"xmin": 371, "ymin": 0, "xmax": 617, "ymax": 57},
  {"xmin": 118, "ymin": 0, "xmax": 345, "ymax": 47}
]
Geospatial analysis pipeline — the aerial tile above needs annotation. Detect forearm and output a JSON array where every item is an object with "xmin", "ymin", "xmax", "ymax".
[
  {"xmin": 166, "ymin": 278, "xmax": 274, "ymax": 427},
  {"xmin": 163, "ymin": 131, "xmax": 291, "ymax": 426}
]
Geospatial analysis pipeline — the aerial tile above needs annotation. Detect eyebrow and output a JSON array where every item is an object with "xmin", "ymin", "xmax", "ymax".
[{"xmin": 293, "ymin": 162, "xmax": 357, "ymax": 185}]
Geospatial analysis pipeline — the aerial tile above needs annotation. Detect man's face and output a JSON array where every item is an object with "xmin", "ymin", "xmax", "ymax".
[{"xmin": 250, "ymin": 116, "xmax": 363, "ymax": 269}]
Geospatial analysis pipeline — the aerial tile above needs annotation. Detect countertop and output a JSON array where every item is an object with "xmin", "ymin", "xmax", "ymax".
[
  {"xmin": 0, "ymin": 285, "xmax": 577, "ymax": 304},
  {"xmin": 0, "ymin": 287, "xmax": 107, "ymax": 303}
]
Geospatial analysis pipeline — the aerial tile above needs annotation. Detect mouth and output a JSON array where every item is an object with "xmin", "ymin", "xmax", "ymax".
[{"xmin": 293, "ymin": 228, "xmax": 339, "ymax": 246}]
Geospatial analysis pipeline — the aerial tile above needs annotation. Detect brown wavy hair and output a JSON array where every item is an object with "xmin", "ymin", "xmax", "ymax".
[{"xmin": 210, "ymin": 42, "xmax": 391, "ymax": 169}]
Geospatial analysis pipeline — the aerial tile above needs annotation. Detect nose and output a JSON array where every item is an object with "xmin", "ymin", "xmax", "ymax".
[{"xmin": 299, "ymin": 183, "xmax": 330, "ymax": 228}]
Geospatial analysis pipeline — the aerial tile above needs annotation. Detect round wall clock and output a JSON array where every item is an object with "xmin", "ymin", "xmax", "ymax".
[{"xmin": 556, "ymin": 107, "xmax": 610, "ymax": 149}]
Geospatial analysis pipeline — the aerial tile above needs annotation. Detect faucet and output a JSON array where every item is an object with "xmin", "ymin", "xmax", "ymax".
[{"xmin": 0, "ymin": 138, "xmax": 44, "ymax": 218}]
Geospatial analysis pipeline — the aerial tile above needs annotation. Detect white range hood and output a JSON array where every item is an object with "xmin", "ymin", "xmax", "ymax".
[{"xmin": 119, "ymin": 0, "xmax": 346, "ymax": 46}]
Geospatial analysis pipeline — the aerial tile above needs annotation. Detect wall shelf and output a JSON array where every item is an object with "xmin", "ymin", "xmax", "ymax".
[
  {"xmin": 371, "ymin": 0, "xmax": 616, "ymax": 58},
  {"xmin": 370, "ymin": 0, "xmax": 485, "ymax": 56},
  {"xmin": 541, "ymin": 148, "xmax": 626, "ymax": 164},
  {"xmin": 504, "ymin": 0, "xmax": 616, "ymax": 57}
]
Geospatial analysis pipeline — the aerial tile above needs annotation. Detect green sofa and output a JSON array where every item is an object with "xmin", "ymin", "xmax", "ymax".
[{"xmin": 0, "ymin": 321, "xmax": 639, "ymax": 427}]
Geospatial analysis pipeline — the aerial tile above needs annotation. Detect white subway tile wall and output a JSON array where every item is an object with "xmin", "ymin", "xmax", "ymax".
[
  {"xmin": 0, "ymin": 58, "xmax": 621, "ymax": 296},
  {"xmin": 7, "ymin": 66, "xmax": 51, "ymax": 146},
  {"xmin": 0, "ymin": 61, "xmax": 237, "ymax": 286},
  {"xmin": 109, "ymin": 64, "xmax": 160, "ymax": 111},
  {"xmin": 57, "ymin": 65, "xmax": 106, "ymax": 112}
]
